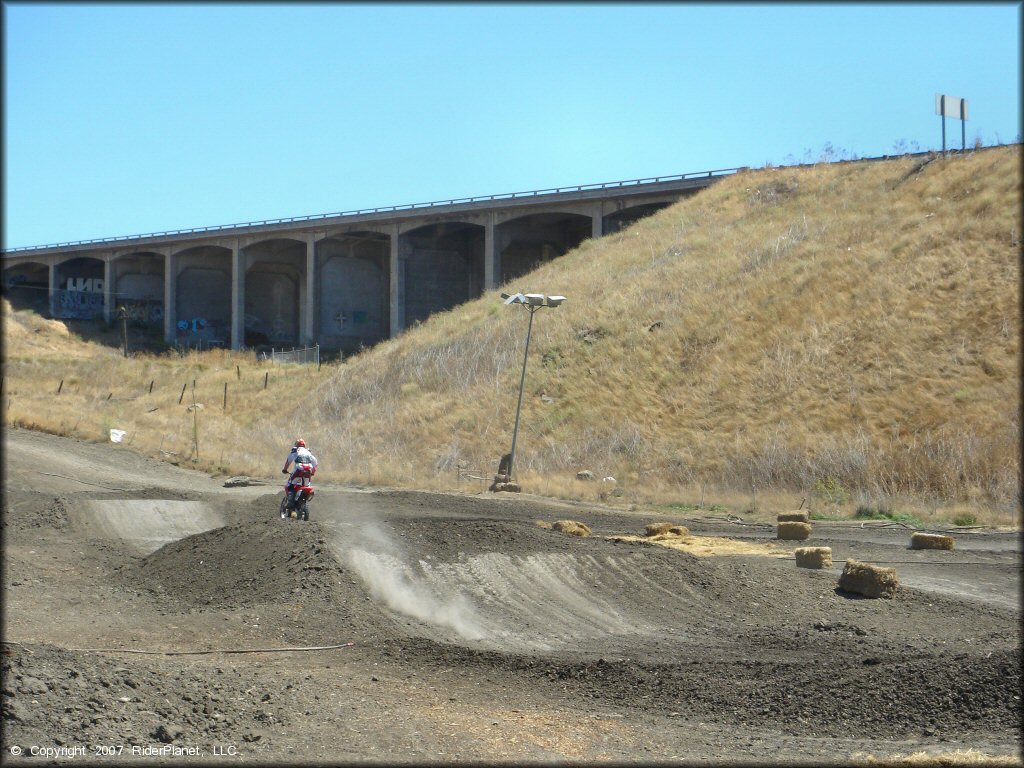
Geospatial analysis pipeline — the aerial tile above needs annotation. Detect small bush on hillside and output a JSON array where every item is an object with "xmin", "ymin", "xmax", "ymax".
[
  {"xmin": 813, "ymin": 477, "xmax": 849, "ymax": 505},
  {"xmin": 854, "ymin": 506, "xmax": 923, "ymax": 527},
  {"xmin": 855, "ymin": 504, "xmax": 888, "ymax": 519},
  {"xmin": 952, "ymin": 513, "xmax": 978, "ymax": 526}
]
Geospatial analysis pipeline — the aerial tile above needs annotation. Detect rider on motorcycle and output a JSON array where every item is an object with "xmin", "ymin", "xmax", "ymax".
[{"xmin": 282, "ymin": 438, "xmax": 318, "ymax": 507}]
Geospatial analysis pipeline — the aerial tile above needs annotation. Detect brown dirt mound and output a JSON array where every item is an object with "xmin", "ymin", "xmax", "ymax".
[
  {"xmin": 1, "ymin": 642, "xmax": 290, "ymax": 752},
  {"xmin": 2, "ymin": 493, "xmax": 72, "ymax": 532},
  {"xmin": 121, "ymin": 520, "xmax": 347, "ymax": 609}
]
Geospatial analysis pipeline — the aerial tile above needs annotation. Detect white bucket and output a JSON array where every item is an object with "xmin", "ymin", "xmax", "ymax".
[{"xmin": 109, "ymin": 429, "xmax": 127, "ymax": 443}]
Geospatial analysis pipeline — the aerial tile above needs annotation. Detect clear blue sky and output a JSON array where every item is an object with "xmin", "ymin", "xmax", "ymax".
[{"xmin": 3, "ymin": 2, "xmax": 1020, "ymax": 249}]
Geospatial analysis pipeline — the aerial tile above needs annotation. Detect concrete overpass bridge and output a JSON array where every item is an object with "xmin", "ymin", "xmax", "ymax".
[{"xmin": 2, "ymin": 167, "xmax": 743, "ymax": 352}]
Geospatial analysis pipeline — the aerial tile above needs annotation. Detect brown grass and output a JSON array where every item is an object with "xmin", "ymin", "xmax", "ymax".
[{"xmin": 3, "ymin": 148, "xmax": 1020, "ymax": 523}]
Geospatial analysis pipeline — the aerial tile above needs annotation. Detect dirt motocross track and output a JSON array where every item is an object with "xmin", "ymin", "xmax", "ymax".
[{"xmin": 2, "ymin": 428, "xmax": 1020, "ymax": 764}]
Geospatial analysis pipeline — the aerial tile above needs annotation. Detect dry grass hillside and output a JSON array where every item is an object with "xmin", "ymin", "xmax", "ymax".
[{"xmin": 3, "ymin": 147, "xmax": 1020, "ymax": 524}]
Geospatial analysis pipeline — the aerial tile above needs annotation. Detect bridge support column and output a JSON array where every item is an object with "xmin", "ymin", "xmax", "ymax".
[
  {"xmin": 48, "ymin": 261, "xmax": 58, "ymax": 317},
  {"xmin": 591, "ymin": 203, "xmax": 604, "ymax": 239},
  {"xmin": 164, "ymin": 252, "xmax": 176, "ymax": 344},
  {"xmin": 484, "ymin": 213, "xmax": 498, "ymax": 290},
  {"xmin": 230, "ymin": 243, "xmax": 244, "ymax": 350},
  {"xmin": 303, "ymin": 237, "xmax": 316, "ymax": 345},
  {"xmin": 103, "ymin": 257, "xmax": 114, "ymax": 324},
  {"xmin": 389, "ymin": 225, "xmax": 403, "ymax": 338}
]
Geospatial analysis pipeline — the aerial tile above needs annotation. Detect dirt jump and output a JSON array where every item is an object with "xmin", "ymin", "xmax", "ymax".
[{"xmin": 2, "ymin": 427, "xmax": 1020, "ymax": 763}]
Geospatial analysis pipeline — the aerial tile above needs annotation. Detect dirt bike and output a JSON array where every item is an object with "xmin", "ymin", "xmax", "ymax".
[{"xmin": 280, "ymin": 466, "xmax": 315, "ymax": 521}]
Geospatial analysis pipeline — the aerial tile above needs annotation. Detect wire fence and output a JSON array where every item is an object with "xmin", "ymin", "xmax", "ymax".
[
  {"xmin": 261, "ymin": 344, "xmax": 320, "ymax": 366},
  {"xmin": 175, "ymin": 337, "xmax": 227, "ymax": 354}
]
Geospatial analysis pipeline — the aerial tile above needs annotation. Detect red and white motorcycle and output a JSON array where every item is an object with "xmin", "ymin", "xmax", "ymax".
[{"xmin": 280, "ymin": 464, "xmax": 315, "ymax": 521}]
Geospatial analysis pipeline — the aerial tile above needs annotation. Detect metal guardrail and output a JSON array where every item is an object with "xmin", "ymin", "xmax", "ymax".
[{"xmin": 0, "ymin": 167, "xmax": 744, "ymax": 254}]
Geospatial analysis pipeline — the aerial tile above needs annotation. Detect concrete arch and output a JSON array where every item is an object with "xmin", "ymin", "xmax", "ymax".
[
  {"xmin": 3, "ymin": 260, "xmax": 50, "ymax": 313},
  {"xmin": 495, "ymin": 211, "xmax": 591, "ymax": 285},
  {"xmin": 319, "ymin": 225, "xmax": 392, "ymax": 241},
  {"xmin": 241, "ymin": 236, "xmax": 306, "ymax": 257},
  {"xmin": 400, "ymin": 222, "xmax": 485, "ymax": 325},
  {"xmin": 111, "ymin": 251, "xmax": 164, "ymax": 327},
  {"xmin": 241, "ymin": 238, "xmax": 307, "ymax": 346},
  {"xmin": 317, "ymin": 231, "xmax": 390, "ymax": 350},
  {"xmin": 173, "ymin": 245, "xmax": 232, "ymax": 345},
  {"xmin": 53, "ymin": 256, "xmax": 105, "ymax": 320}
]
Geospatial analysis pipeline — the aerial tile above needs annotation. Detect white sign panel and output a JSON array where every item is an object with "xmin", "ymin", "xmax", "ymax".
[{"xmin": 935, "ymin": 94, "xmax": 968, "ymax": 120}]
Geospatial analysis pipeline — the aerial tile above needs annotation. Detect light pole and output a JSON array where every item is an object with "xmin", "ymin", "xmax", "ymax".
[{"xmin": 500, "ymin": 292, "xmax": 567, "ymax": 484}]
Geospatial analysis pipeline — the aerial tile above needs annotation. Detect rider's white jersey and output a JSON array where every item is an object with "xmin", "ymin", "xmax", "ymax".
[{"xmin": 284, "ymin": 446, "xmax": 318, "ymax": 472}]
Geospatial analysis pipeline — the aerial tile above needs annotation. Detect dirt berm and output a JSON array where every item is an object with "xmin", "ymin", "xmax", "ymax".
[{"xmin": 2, "ymin": 428, "xmax": 1021, "ymax": 763}]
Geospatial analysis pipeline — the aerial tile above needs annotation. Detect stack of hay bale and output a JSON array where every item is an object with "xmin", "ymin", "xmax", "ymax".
[
  {"xmin": 777, "ymin": 509, "xmax": 812, "ymax": 541},
  {"xmin": 780, "ymin": 508, "xmax": 834, "ymax": 570}
]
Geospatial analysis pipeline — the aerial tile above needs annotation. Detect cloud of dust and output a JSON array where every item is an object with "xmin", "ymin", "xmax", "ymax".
[{"xmin": 339, "ymin": 521, "xmax": 487, "ymax": 641}]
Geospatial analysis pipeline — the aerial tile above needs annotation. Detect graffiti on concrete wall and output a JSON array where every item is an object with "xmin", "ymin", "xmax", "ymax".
[
  {"xmin": 54, "ymin": 282, "xmax": 104, "ymax": 319},
  {"xmin": 120, "ymin": 299, "xmax": 164, "ymax": 326},
  {"xmin": 176, "ymin": 317, "xmax": 222, "ymax": 342}
]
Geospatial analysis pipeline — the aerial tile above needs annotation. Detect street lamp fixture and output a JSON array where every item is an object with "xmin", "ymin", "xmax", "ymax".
[{"xmin": 499, "ymin": 291, "xmax": 567, "ymax": 486}]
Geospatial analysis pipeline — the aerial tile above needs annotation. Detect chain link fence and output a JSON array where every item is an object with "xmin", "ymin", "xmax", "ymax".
[{"xmin": 260, "ymin": 344, "xmax": 320, "ymax": 366}]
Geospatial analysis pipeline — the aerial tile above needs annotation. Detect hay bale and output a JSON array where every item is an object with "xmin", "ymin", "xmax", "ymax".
[
  {"xmin": 794, "ymin": 546, "xmax": 832, "ymax": 569},
  {"xmin": 777, "ymin": 511, "xmax": 810, "ymax": 523},
  {"xmin": 644, "ymin": 522, "xmax": 676, "ymax": 537},
  {"xmin": 534, "ymin": 520, "xmax": 552, "ymax": 530},
  {"xmin": 667, "ymin": 525, "xmax": 689, "ymax": 536},
  {"xmin": 910, "ymin": 532, "xmax": 954, "ymax": 551},
  {"xmin": 777, "ymin": 521, "xmax": 812, "ymax": 540},
  {"xmin": 838, "ymin": 558, "xmax": 898, "ymax": 599},
  {"xmin": 552, "ymin": 520, "xmax": 591, "ymax": 537}
]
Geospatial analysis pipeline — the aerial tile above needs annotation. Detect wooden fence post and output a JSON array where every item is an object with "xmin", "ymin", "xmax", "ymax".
[{"xmin": 178, "ymin": 382, "xmax": 187, "ymax": 404}]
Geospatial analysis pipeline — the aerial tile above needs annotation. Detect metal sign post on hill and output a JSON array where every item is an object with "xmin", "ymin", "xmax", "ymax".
[{"xmin": 935, "ymin": 93, "xmax": 968, "ymax": 153}]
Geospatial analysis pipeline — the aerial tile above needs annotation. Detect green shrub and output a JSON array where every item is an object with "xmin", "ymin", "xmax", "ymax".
[
  {"xmin": 952, "ymin": 513, "xmax": 978, "ymax": 526},
  {"xmin": 812, "ymin": 477, "xmax": 849, "ymax": 505},
  {"xmin": 854, "ymin": 506, "xmax": 923, "ymax": 527}
]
